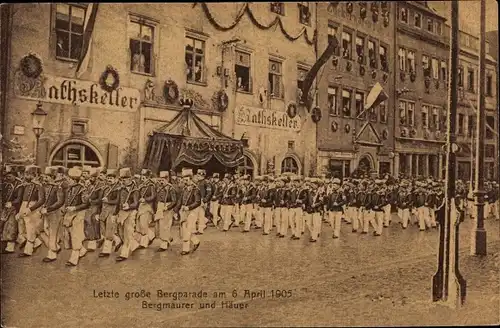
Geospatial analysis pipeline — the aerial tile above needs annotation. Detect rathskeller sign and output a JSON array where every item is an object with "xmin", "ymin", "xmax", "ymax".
[
  {"xmin": 13, "ymin": 73, "xmax": 141, "ymax": 112},
  {"xmin": 235, "ymin": 106, "xmax": 301, "ymax": 132}
]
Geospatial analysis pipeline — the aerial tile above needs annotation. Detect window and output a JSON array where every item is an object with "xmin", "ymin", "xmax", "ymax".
[
  {"xmin": 51, "ymin": 143, "xmax": 101, "ymax": 168},
  {"xmin": 467, "ymin": 69, "xmax": 475, "ymax": 92},
  {"xmin": 281, "ymin": 157, "xmax": 299, "ymax": 174},
  {"xmin": 298, "ymin": 2, "xmax": 311, "ymax": 25},
  {"xmin": 398, "ymin": 48, "xmax": 406, "ymax": 71},
  {"xmin": 458, "ymin": 67, "xmax": 464, "ymax": 87},
  {"xmin": 486, "ymin": 42, "xmax": 490, "ymax": 54},
  {"xmin": 422, "ymin": 55, "xmax": 430, "ymax": 76},
  {"xmin": 129, "ymin": 18, "xmax": 155, "ymax": 75},
  {"xmin": 55, "ymin": 4, "xmax": 86, "ymax": 60},
  {"xmin": 458, "ymin": 114, "xmax": 464, "ymax": 134},
  {"xmin": 238, "ymin": 155, "xmax": 255, "ymax": 177},
  {"xmin": 268, "ymin": 60, "xmax": 283, "ymax": 98},
  {"xmin": 379, "ymin": 101, "xmax": 387, "ymax": 123},
  {"xmin": 288, "ymin": 141, "xmax": 295, "ymax": 150},
  {"xmin": 379, "ymin": 44, "xmax": 388, "ymax": 71},
  {"xmin": 71, "ymin": 119, "xmax": 88, "ymax": 136},
  {"xmin": 414, "ymin": 12, "xmax": 421, "ymax": 28},
  {"xmin": 431, "ymin": 58, "xmax": 439, "ymax": 79},
  {"xmin": 342, "ymin": 89, "xmax": 352, "ymax": 117},
  {"xmin": 356, "ymin": 35, "xmax": 365, "ymax": 64},
  {"xmin": 441, "ymin": 108, "xmax": 448, "ymax": 131},
  {"xmin": 422, "ymin": 105, "xmax": 429, "ymax": 129},
  {"xmin": 270, "ymin": 2, "xmax": 285, "ymax": 15},
  {"xmin": 400, "ymin": 7, "xmax": 408, "ymax": 23},
  {"xmin": 407, "ymin": 50, "xmax": 415, "ymax": 72},
  {"xmin": 235, "ymin": 50, "xmax": 252, "ymax": 92},
  {"xmin": 408, "ymin": 102, "xmax": 415, "ymax": 126},
  {"xmin": 297, "ymin": 66, "xmax": 308, "ymax": 97},
  {"xmin": 468, "ymin": 115, "xmax": 475, "ymax": 137},
  {"xmin": 486, "ymin": 75, "xmax": 493, "ymax": 96},
  {"xmin": 368, "ymin": 40, "xmax": 377, "ymax": 68},
  {"xmin": 328, "ymin": 24, "xmax": 340, "ymax": 56},
  {"xmin": 427, "ymin": 19, "xmax": 434, "ymax": 33},
  {"xmin": 399, "ymin": 101, "xmax": 407, "ymax": 125},
  {"xmin": 328, "ymin": 87, "xmax": 338, "ymax": 116},
  {"xmin": 329, "ymin": 159, "xmax": 350, "ymax": 179},
  {"xmin": 185, "ymin": 36, "xmax": 205, "ymax": 83},
  {"xmin": 355, "ymin": 92, "xmax": 365, "ymax": 120},
  {"xmin": 485, "ymin": 145, "xmax": 495, "ymax": 158},
  {"xmin": 379, "ymin": 162, "xmax": 391, "ymax": 176},
  {"xmin": 486, "ymin": 116, "xmax": 495, "ymax": 139},
  {"xmin": 432, "ymin": 107, "xmax": 439, "ymax": 131},
  {"xmin": 435, "ymin": 21, "xmax": 442, "ymax": 35},
  {"xmin": 441, "ymin": 60, "xmax": 447, "ymax": 81},
  {"xmin": 342, "ymin": 31, "xmax": 352, "ymax": 60}
]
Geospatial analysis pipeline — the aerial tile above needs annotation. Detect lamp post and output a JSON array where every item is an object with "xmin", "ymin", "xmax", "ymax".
[{"xmin": 31, "ymin": 101, "xmax": 47, "ymax": 165}]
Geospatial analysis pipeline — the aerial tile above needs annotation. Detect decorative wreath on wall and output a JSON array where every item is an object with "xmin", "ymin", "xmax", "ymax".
[
  {"xmin": 216, "ymin": 90, "xmax": 229, "ymax": 112},
  {"xmin": 360, "ymin": 65, "xmax": 366, "ymax": 76},
  {"xmin": 372, "ymin": 11, "xmax": 379, "ymax": 23},
  {"xmin": 163, "ymin": 79, "xmax": 179, "ymax": 104},
  {"xmin": 410, "ymin": 128, "xmax": 417, "ymax": 137},
  {"xmin": 401, "ymin": 128, "xmax": 407, "ymax": 137},
  {"xmin": 382, "ymin": 129, "xmax": 389, "ymax": 140},
  {"xmin": 99, "ymin": 65, "xmax": 120, "ymax": 93},
  {"xmin": 360, "ymin": 3, "xmax": 367, "ymax": 19},
  {"xmin": 345, "ymin": 124, "xmax": 351, "ymax": 134},
  {"xmin": 383, "ymin": 15, "xmax": 390, "ymax": 27},
  {"xmin": 287, "ymin": 102, "xmax": 298, "ymax": 119},
  {"xmin": 331, "ymin": 121, "xmax": 339, "ymax": 132},
  {"xmin": 400, "ymin": 71, "xmax": 406, "ymax": 82},
  {"xmin": 311, "ymin": 107, "xmax": 322, "ymax": 123},
  {"xmin": 346, "ymin": 2, "xmax": 353, "ymax": 14},
  {"xmin": 410, "ymin": 71, "xmax": 417, "ymax": 82},
  {"xmin": 424, "ymin": 77, "xmax": 431, "ymax": 88},
  {"xmin": 372, "ymin": 71, "xmax": 377, "ymax": 79},
  {"xmin": 20, "ymin": 53, "xmax": 43, "ymax": 79},
  {"xmin": 346, "ymin": 61, "xmax": 352, "ymax": 72}
]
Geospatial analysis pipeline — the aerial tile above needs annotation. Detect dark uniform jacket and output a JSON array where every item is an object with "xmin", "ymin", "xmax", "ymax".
[
  {"xmin": 178, "ymin": 182, "xmax": 201, "ymax": 211},
  {"xmin": 198, "ymin": 179, "xmax": 213, "ymax": 204},
  {"xmin": 17, "ymin": 181, "xmax": 46, "ymax": 212},
  {"xmin": 101, "ymin": 183, "xmax": 120, "ymax": 215},
  {"xmin": 327, "ymin": 189, "xmax": 345, "ymax": 212},
  {"xmin": 65, "ymin": 182, "xmax": 90, "ymax": 212},
  {"xmin": 260, "ymin": 187, "xmax": 276, "ymax": 208},
  {"xmin": 220, "ymin": 182, "xmax": 237, "ymax": 206},
  {"xmin": 157, "ymin": 183, "xmax": 178, "ymax": 211},
  {"xmin": 242, "ymin": 184, "xmax": 257, "ymax": 205},
  {"xmin": 45, "ymin": 179, "xmax": 69, "ymax": 213},
  {"xmin": 118, "ymin": 183, "xmax": 139, "ymax": 211}
]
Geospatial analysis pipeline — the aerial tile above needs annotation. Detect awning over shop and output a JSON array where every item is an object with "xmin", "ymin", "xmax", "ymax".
[{"xmin": 143, "ymin": 107, "xmax": 244, "ymax": 171}]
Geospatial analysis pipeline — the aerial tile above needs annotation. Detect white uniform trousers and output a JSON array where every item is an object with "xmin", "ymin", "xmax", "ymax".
[
  {"xmin": 310, "ymin": 212, "xmax": 322, "ymax": 240},
  {"xmin": 362, "ymin": 210, "xmax": 379, "ymax": 234},
  {"xmin": 346, "ymin": 206, "xmax": 359, "ymax": 231},
  {"xmin": 279, "ymin": 207, "xmax": 289, "ymax": 236},
  {"xmin": 232, "ymin": 203, "xmax": 241, "ymax": 225},
  {"xmin": 16, "ymin": 201, "xmax": 33, "ymax": 245},
  {"xmin": 63, "ymin": 210, "xmax": 88, "ymax": 265},
  {"xmin": 221, "ymin": 205, "xmax": 234, "ymax": 231},
  {"xmin": 357, "ymin": 207, "xmax": 365, "ymax": 232},
  {"xmin": 262, "ymin": 207, "xmax": 273, "ymax": 234},
  {"xmin": 491, "ymin": 200, "xmax": 499, "ymax": 219},
  {"xmin": 116, "ymin": 210, "xmax": 139, "ymax": 259},
  {"xmin": 21, "ymin": 206, "xmax": 43, "ymax": 256},
  {"xmin": 274, "ymin": 207, "xmax": 284, "ymax": 234},
  {"xmin": 417, "ymin": 206, "xmax": 432, "ymax": 230},
  {"xmin": 303, "ymin": 212, "xmax": 312, "ymax": 236},
  {"xmin": 196, "ymin": 204, "xmax": 207, "ymax": 233},
  {"xmin": 155, "ymin": 203, "xmax": 173, "ymax": 250},
  {"xmin": 429, "ymin": 208, "xmax": 437, "ymax": 227},
  {"xmin": 40, "ymin": 210, "xmax": 63, "ymax": 259},
  {"xmin": 180, "ymin": 208, "xmax": 200, "ymax": 253},
  {"xmin": 383, "ymin": 204, "xmax": 392, "ymax": 227},
  {"xmin": 253, "ymin": 205, "xmax": 263, "ymax": 228},
  {"xmin": 290, "ymin": 207, "xmax": 303, "ymax": 238},
  {"xmin": 400, "ymin": 208, "xmax": 411, "ymax": 228},
  {"xmin": 328, "ymin": 210, "xmax": 342, "ymax": 238},
  {"xmin": 242, "ymin": 203, "xmax": 254, "ymax": 231},
  {"xmin": 210, "ymin": 201, "xmax": 220, "ymax": 226}
]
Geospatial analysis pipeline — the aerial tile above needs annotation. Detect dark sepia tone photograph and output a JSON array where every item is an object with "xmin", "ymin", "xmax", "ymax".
[{"xmin": 0, "ymin": 1, "xmax": 499, "ymax": 327}]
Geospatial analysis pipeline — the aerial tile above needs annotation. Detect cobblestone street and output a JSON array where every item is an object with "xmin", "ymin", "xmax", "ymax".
[{"xmin": 1, "ymin": 219, "xmax": 499, "ymax": 327}]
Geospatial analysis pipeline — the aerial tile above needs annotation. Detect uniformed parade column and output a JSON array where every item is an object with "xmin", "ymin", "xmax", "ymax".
[
  {"xmin": 432, "ymin": 0, "xmax": 466, "ymax": 308},
  {"xmin": 471, "ymin": 0, "xmax": 487, "ymax": 256}
]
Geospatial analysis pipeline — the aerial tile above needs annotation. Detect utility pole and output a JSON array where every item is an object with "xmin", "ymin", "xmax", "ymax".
[
  {"xmin": 471, "ymin": 0, "xmax": 487, "ymax": 256},
  {"xmin": 432, "ymin": 0, "xmax": 466, "ymax": 308}
]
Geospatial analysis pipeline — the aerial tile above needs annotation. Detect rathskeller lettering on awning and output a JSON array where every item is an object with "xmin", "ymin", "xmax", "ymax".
[{"xmin": 235, "ymin": 106, "xmax": 301, "ymax": 132}]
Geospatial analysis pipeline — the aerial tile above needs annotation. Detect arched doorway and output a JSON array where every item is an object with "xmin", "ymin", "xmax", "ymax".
[
  {"xmin": 50, "ymin": 141, "xmax": 102, "ymax": 168},
  {"xmin": 237, "ymin": 154, "xmax": 255, "ymax": 177},
  {"xmin": 358, "ymin": 155, "xmax": 373, "ymax": 175},
  {"xmin": 281, "ymin": 156, "xmax": 299, "ymax": 174}
]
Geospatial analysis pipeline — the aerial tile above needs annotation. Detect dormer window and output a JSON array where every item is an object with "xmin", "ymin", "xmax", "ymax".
[{"xmin": 298, "ymin": 2, "xmax": 311, "ymax": 25}]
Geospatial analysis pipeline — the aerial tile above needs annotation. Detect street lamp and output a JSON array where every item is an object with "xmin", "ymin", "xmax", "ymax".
[{"xmin": 31, "ymin": 101, "xmax": 47, "ymax": 165}]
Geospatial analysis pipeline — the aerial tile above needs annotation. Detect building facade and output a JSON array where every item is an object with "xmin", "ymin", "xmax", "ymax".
[
  {"xmin": 3, "ymin": 2, "xmax": 319, "ymax": 177},
  {"xmin": 315, "ymin": 1, "xmax": 396, "ymax": 178}
]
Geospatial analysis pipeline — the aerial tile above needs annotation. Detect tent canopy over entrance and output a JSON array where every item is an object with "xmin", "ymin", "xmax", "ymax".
[{"xmin": 143, "ymin": 106, "xmax": 244, "ymax": 172}]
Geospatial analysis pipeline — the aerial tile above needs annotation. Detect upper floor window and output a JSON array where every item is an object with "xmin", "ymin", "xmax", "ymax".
[
  {"xmin": 268, "ymin": 59, "xmax": 283, "ymax": 98},
  {"xmin": 431, "ymin": 58, "xmax": 439, "ymax": 79},
  {"xmin": 486, "ymin": 75, "xmax": 493, "ymax": 96},
  {"xmin": 400, "ymin": 7, "xmax": 408, "ymax": 23},
  {"xmin": 398, "ymin": 48, "xmax": 406, "ymax": 71},
  {"xmin": 55, "ymin": 4, "xmax": 86, "ymax": 61},
  {"xmin": 379, "ymin": 101, "xmax": 387, "ymax": 123},
  {"xmin": 467, "ymin": 115, "xmax": 475, "ymax": 137},
  {"xmin": 270, "ymin": 2, "xmax": 285, "ymax": 15},
  {"xmin": 432, "ymin": 107, "xmax": 440, "ymax": 131},
  {"xmin": 399, "ymin": 101, "xmax": 407, "ymax": 125},
  {"xmin": 328, "ymin": 86, "xmax": 338, "ymax": 116},
  {"xmin": 328, "ymin": 24, "xmax": 340, "ymax": 56},
  {"xmin": 185, "ymin": 36, "xmax": 205, "ymax": 83},
  {"xmin": 342, "ymin": 31, "xmax": 352, "ymax": 60},
  {"xmin": 297, "ymin": 67, "xmax": 308, "ymax": 96},
  {"xmin": 407, "ymin": 50, "xmax": 415, "ymax": 72},
  {"xmin": 458, "ymin": 67, "xmax": 464, "ymax": 87},
  {"xmin": 422, "ymin": 105, "xmax": 429, "ymax": 129},
  {"xmin": 379, "ymin": 44, "xmax": 388, "ymax": 71},
  {"xmin": 414, "ymin": 12, "xmax": 421, "ymax": 28},
  {"xmin": 407, "ymin": 102, "xmax": 415, "ymax": 126},
  {"xmin": 355, "ymin": 92, "xmax": 365, "ymax": 120},
  {"xmin": 440, "ymin": 60, "xmax": 447, "ymax": 81},
  {"xmin": 129, "ymin": 17, "xmax": 155, "ymax": 75},
  {"xmin": 427, "ymin": 19, "xmax": 434, "ymax": 33},
  {"xmin": 368, "ymin": 40, "xmax": 377, "ymax": 68},
  {"xmin": 298, "ymin": 2, "xmax": 311, "ymax": 25},
  {"xmin": 458, "ymin": 114, "xmax": 465, "ymax": 134},
  {"xmin": 467, "ymin": 68, "xmax": 475, "ymax": 92},
  {"xmin": 356, "ymin": 35, "xmax": 365, "ymax": 64},
  {"xmin": 486, "ymin": 42, "xmax": 490, "ymax": 54},
  {"xmin": 235, "ymin": 50, "xmax": 251, "ymax": 92},
  {"xmin": 342, "ymin": 89, "xmax": 352, "ymax": 117},
  {"xmin": 435, "ymin": 21, "xmax": 442, "ymax": 35},
  {"xmin": 486, "ymin": 116, "xmax": 495, "ymax": 139},
  {"xmin": 422, "ymin": 55, "xmax": 430, "ymax": 76}
]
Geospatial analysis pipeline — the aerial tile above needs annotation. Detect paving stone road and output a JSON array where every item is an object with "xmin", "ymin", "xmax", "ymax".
[{"xmin": 1, "ymin": 218, "xmax": 499, "ymax": 327}]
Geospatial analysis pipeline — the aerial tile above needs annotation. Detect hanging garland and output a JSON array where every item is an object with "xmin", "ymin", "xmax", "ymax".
[
  {"xmin": 199, "ymin": 3, "xmax": 315, "ymax": 46},
  {"xmin": 20, "ymin": 53, "xmax": 43, "ymax": 79},
  {"xmin": 331, "ymin": 121, "xmax": 339, "ymax": 132},
  {"xmin": 287, "ymin": 102, "xmax": 298, "ymax": 119},
  {"xmin": 163, "ymin": 79, "xmax": 179, "ymax": 104},
  {"xmin": 99, "ymin": 65, "xmax": 120, "ymax": 93},
  {"xmin": 311, "ymin": 107, "xmax": 322, "ymax": 123}
]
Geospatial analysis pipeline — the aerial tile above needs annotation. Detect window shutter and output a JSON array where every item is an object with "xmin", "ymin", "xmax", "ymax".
[
  {"xmin": 37, "ymin": 138, "xmax": 50, "ymax": 168},
  {"xmin": 107, "ymin": 143, "xmax": 119, "ymax": 169},
  {"xmin": 280, "ymin": 79, "xmax": 285, "ymax": 99}
]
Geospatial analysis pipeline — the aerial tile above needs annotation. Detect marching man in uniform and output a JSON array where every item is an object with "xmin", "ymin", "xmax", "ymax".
[
  {"xmin": 84, "ymin": 167, "xmax": 105, "ymax": 252},
  {"xmin": 259, "ymin": 176, "xmax": 275, "ymax": 235},
  {"xmin": 1, "ymin": 165, "xmax": 24, "ymax": 253},
  {"xmin": 241, "ymin": 175, "xmax": 256, "ymax": 233},
  {"xmin": 196, "ymin": 169, "xmax": 212, "ymax": 235},
  {"xmin": 209, "ymin": 173, "xmax": 222, "ymax": 227},
  {"xmin": 62, "ymin": 167, "xmax": 90, "ymax": 266},
  {"xmin": 18, "ymin": 165, "xmax": 45, "ymax": 257},
  {"xmin": 136, "ymin": 169, "xmax": 156, "ymax": 248},
  {"xmin": 99, "ymin": 169, "xmax": 121, "ymax": 257},
  {"xmin": 115, "ymin": 168, "xmax": 140, "ymax": 262},
  {"xmin": 154, "ymin": 171, "xmax": 177, "ymax": 252},
  {"xmin": 178, "ymin": 168, "xmax": 201, "ymax": 255},
  {"xmin": 39, "ymin": 166, "xmax": 68, "ymax": 262},
  {"xmin": 221, "ymin": 174, "xmax": 237, "ymax": 232},
  {"xmin": 327, "ymin": 178, "xmax": 345, "ymax": 239},
  {"xmin": 252, "ymin": 176, "xmax": 264, "ymax": 230}
]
